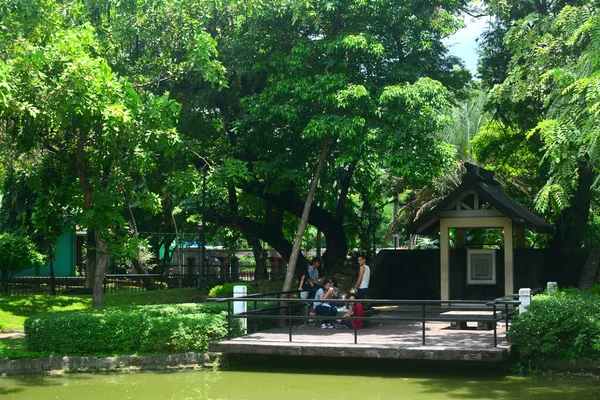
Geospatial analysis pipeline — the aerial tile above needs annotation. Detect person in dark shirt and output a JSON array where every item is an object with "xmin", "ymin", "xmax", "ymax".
[{"xmin": 298, "ymin": 258, "xmax": 322, "ymax": 299}]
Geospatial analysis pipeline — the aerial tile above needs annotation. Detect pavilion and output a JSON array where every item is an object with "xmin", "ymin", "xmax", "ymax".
[{"xmin": 408, "ymin": 163, "xmax": 553, "ymax": 300}]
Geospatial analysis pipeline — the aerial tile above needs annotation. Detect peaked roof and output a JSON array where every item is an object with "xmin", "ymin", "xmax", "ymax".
[{"xmin": 408, "ymin": 163, "xmax": 554, "ymax": 234}]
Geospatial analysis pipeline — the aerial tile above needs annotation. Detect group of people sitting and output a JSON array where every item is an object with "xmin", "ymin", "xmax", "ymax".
[
  {"xmin": 314, "ymin": 280, "xmax": 364, "ymax": 329},
  {"xmin": 298, "ymin": 256, "xmax": 370, "ymax": 329}
]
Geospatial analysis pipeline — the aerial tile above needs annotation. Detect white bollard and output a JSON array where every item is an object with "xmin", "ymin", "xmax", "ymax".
[
  {"xmin": 519, "ymin": 288, "xmax": 531, "ymax": 314},
  {"xmin": 233, "ymin": 285, "xmax": 247, "ymax": 333},
  {"xmin": 547, "ymin": 281, "xmax": 558, "ymax": 294}
]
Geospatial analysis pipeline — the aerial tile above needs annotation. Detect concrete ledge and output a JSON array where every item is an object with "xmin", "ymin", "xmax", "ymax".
[
  {"xmin": 536, "ymin": 358, "xmax": 600, "ymax": 374},
  {"xmin": 0, "ymin": 352, "xmax": 220, "ymax": 376},
  {"xmin": 209, "ymin": 341, "xmax": 510, "ymax": 362}
]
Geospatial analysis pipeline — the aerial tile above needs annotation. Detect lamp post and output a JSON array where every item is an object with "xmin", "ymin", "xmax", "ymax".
[{"xmin": 393, "ymin": 233, "xmax": 399, "ymax": 250}]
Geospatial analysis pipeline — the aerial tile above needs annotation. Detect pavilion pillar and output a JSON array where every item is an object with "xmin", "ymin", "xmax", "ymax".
[
  {"xmin": 504, "ymin": 220, "xmax": 514, "ymax": 296},
  {"xmin": 440, "ymin": 219, "xmax": 450, "ymax": 301}
]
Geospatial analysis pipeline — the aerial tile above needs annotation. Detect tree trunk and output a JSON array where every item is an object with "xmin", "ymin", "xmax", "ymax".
[
  {"xmin": 85, "ymin": 230, "xmax": 96, "ymax": 288},
  {"xmin": 243, "ymin": 183, "xmax": 348, "ymax": 267},
  {"xmin": 248, "ymin": 236, "xmax": 267, "ymax": 280},
  {"xmin": 128, "ymin": 205, "xmax": 155, "ymax": 290},
  {"xmin": 282, "ymin": 138, "xmax": 329, "ymax": 293},
  {"xmin": 92, "ymin": 231, "xmax": 108, "ymax": 308},
  {"xmin": 1, "ymin": 269, "xmax": 8, "ymax": 296},
  {"xmin": 205, "ymin": 211, "xmax": 308, "ymax": 271},
  {"xmin": 131, "ymin": 258, "xmax": 156, "ymax": 290},
  {"xmin": 551, "ymin": 167, "xmax": 594, "ymax": 249}
]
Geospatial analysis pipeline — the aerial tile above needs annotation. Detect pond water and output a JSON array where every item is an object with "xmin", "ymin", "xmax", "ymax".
[{"xmin": 1, "ymin": 366, "xmax": 599, "ymax": 400}]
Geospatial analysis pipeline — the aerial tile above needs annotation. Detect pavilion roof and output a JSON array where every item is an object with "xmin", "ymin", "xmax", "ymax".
[{"xmin": 408, "ymin": 163, "xmax": 554, "ymax": 234}]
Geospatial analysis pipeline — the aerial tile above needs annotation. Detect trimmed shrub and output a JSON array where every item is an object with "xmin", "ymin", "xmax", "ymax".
[
  {"xmin": 24, "ymin": 303, "xmax": 240, "ymax": 355},
  {"xmin": 208, "ymin": 282, "xmax": 256, "ymax": 298},
  {"xmin": 140, "ymin": 314, "xmax": 230, "ymax": 353},
  {"xmin": 509, "ymin": 290, "xmax": 600, "ymax": 361}
]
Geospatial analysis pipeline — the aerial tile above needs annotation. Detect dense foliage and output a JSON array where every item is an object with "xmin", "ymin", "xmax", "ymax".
[
  {"xmin": 0, "ymin": 233, "xmax": 45, "ymax": 289},
  {"xmin": 476, "ymin": 0, "xmax": 600, "ymax": 249},
  {"xmin": 509, "ymin": 288, "xmax": 600, "ymax": 362},
  {"xmin": 24, "ymin": 303, "xmax": 241, "ymax": 355},
  {"xmin": 0, "ymin": 0, "xmax": 472, "ymax": 303}
]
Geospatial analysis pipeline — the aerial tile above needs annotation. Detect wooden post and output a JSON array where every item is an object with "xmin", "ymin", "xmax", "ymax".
[
  {"xmin": 455, "ymin": 228, "xmax": 466, "ymax": 249},
  {"xmin": 440, "ymin": 219, "xmax": 450, "ymax": 301},
  {"xmin": 504, "ymin": 219, "xmax": 514, "ymax": 297}
]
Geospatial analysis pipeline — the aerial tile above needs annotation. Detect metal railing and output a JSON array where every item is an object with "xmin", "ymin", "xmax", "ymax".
[
  {"xmin": 0, "ymin": 276, "xmax": 87, "ymax": 296},
  {"xmin": 0, "ymin": 271, "xmax": 287, "ymax": 296},
  {"xmin": 211, "ymin": 294, "xmax": 521, "ymax": 348}
]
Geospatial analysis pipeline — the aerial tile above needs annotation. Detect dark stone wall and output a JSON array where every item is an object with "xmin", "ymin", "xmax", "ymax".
[
  {"xmin": 372, "ymin": 248, "xmax": 590, "ymax": 300},
  {"xmin": 370, "ymin": 249, "xmax": 440, "ymax": 299},
  {"xmin": 449, "ymin": 249, "xmax": 504, "ymax": 300}
]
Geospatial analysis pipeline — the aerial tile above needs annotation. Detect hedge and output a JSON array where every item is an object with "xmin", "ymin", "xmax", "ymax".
[
  {"xmin": 24, "ymin": 303, "xmax": 242, "ymax": 355},
  {"xmin": 509, "ymin": 289, "xmax": 600, "ymax": 361},
  {"xmin": 208, "ymin": 282, "xmax": 256, "ymax": 298}
]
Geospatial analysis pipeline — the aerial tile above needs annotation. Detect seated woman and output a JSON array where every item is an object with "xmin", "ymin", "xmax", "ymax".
[
  {"xmin": 337, "ymin": 294, "xmax": 364, "ymax": 329},
  {"xmin": 314, "ymin": 280, "xmax": 338, "ymax": 328}
]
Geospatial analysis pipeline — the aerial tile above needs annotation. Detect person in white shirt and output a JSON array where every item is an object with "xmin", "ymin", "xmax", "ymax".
[
  {"xmin": 354, "ymin": 256, "xmax": 370, "ymax": 300},
  {"xmin": 314, "ymin": 280, "xmax": 338, "ymax": 328}
]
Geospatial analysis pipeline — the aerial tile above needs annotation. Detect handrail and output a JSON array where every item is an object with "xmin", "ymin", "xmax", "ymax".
[
  {"xmin": 214, "ymin": 294, "xmax": 520, "ymax": 347},
  {"xmin": 212, "ymin": 297, "xmax": 507, "ymax": 305}
]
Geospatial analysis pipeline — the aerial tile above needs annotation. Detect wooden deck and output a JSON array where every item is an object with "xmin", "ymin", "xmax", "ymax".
[{"xmin": 209, "ymin": 308, "xmax": 513, "ymax": 363}]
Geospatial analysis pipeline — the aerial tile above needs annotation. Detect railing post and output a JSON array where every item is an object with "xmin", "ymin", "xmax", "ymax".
[
  {"xmin": 354, "ymin": 317, "xmax": 358, "ymax": 344},
  {"xmin": 422, "ymin": 304, "xmax": 426, "ymax": 346},
  {"xmin": 227, "ymin": 300, "xmax": 231, "ymax": 340},
  {"xmin": 519, "ymin": 288, "xmax": 531, "ymax": 313},
  {"xmin": 233, "ymin": 285, "xmax": 247, "ymax": 334},
  {"xmin": 493, "ymin": 303, "xmax": 497, "ymax": 347},
  {"xmin": 288, "ymin": 301, "xmax": 293, "ymax": 342}
]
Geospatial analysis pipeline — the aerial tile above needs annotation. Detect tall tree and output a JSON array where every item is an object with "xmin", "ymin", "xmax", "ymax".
[
  {"xmin": 478, "ymin": 1, "xmax": 600, "ymax": 248},
  {"xmin": 1, "ymin": 9, "xmax": 182, "ymax": 306},
  {"xmin": 191, "ymin": 0, "xmax": 470, "ymax": 274}
]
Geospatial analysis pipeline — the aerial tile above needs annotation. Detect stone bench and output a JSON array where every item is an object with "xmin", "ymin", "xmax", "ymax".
[{"xmin": 439, "ymin": 310, "xmax": 500, "ymax": 330}]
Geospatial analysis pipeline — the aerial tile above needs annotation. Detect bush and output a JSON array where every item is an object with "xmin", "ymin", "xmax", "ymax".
[
  {"xmin": 509, "ymin": 290, "xmax": 600, "ymax": 361},
  {"xmin": 208, "ymin": 282, "xmax": 256, "ymax": 298},
  {"xmin": 24, "ymin": 303, "xmax": 241, "ymax": 355},
  {"xmin": 587, "ymin": 284, "xmax": 600, "ymax": 297}
]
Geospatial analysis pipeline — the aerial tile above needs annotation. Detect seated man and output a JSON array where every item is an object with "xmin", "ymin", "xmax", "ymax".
[
  {"xmin": 298, "ymin": 258, "xmax": 323, "ymax": 300},
  {"xmin": 314, "ymin": 280, "xmax": 337, "ymax": 328}
]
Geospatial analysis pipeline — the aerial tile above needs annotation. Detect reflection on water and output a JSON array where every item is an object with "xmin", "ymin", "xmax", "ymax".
[{"xmin": 1, "ymin": 366, "xmax": 599, "ymax": 400}]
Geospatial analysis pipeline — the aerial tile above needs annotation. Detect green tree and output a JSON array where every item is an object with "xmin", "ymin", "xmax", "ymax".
[
  {"xmin": 442, "ymin": 85, "xmax": 488, "ymax": 162},
  {"xmin": 0, "ymin": 18, "xmax": 180, "ymax": 307},
  {"xmin": 0, "ymin": 233, "xmax": 45, "ymax": 293},
  {"xmin": 0, "ymin": 0, "xmax": 225, "ymax": 305},
  {"xmin": 193, "ymin": 0, "xmax": 470, "ymax": 276},
  {"xmin": 480, "ymin": 1, "xmax": 600, "ymax": 248}
]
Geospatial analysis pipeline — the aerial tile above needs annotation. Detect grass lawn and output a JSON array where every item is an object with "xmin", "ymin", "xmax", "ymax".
[{"xmin": 0, "ymin": 288, "xmax": 199, "ymax": 332}]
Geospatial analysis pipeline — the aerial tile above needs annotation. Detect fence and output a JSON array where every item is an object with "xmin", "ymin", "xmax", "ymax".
[
  {"xmin": 1, "ymin": 269, "xmax": 287, "ymax": 296},
  {"xmin": 211, "ymin": 293, "xmax": 521, "ymax": 348}
]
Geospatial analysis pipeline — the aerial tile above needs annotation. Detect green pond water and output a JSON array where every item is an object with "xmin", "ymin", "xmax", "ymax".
[{"xmin": 1, "ymin": 368, "xmax": 599, "ymax": 400}]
